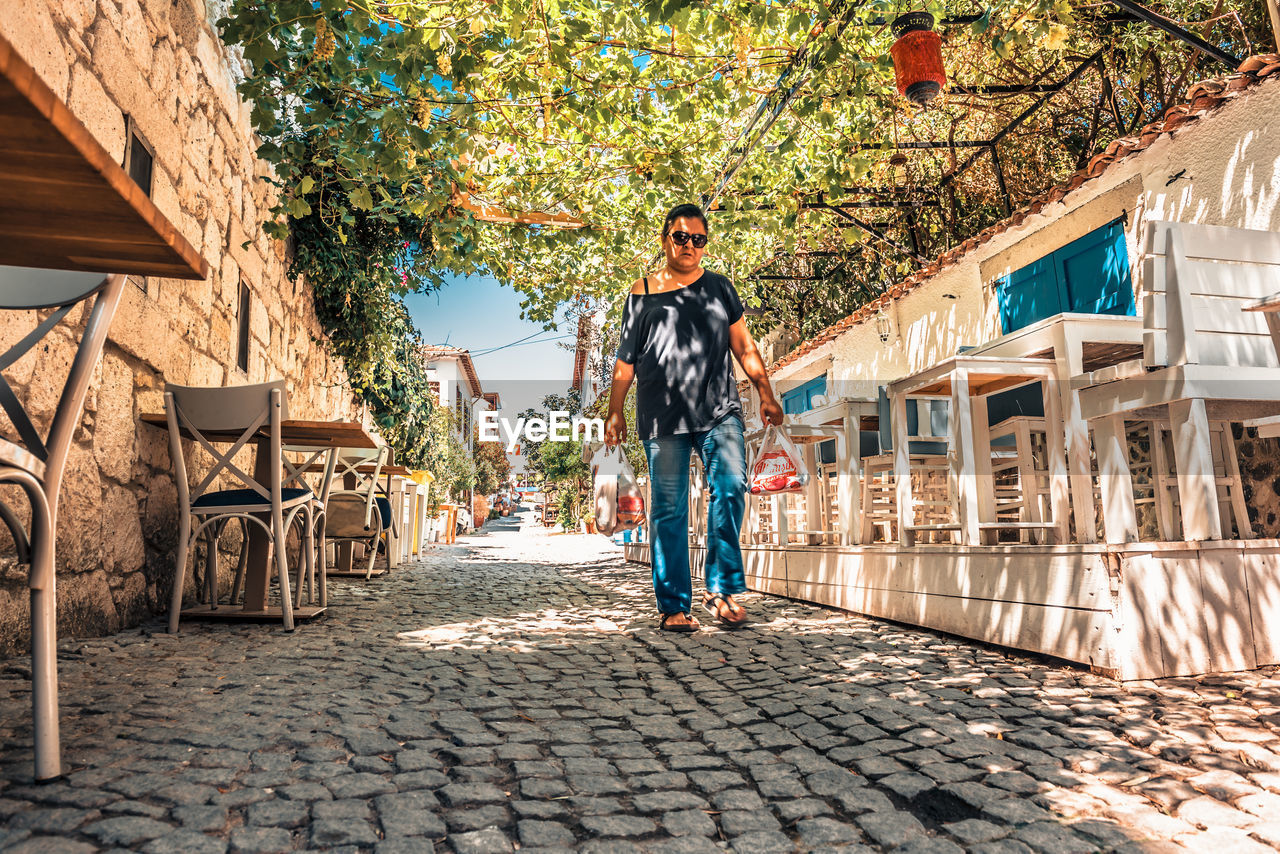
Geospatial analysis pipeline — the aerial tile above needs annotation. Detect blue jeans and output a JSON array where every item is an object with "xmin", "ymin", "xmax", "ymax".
[{"xmin": 643, "ymin": 416, "xmax": 748, "ymax": 616}]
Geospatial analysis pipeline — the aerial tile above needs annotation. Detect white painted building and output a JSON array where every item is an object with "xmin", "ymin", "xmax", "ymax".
[{"xmin": 422, "ymin": 345, "xmax": 487, "ymax": 442}]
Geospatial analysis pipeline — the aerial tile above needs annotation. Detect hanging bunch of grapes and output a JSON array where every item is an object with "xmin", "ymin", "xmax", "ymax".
[{"xmin": 314, "ymin": 16, "xmax": 335, "ymax": 62}]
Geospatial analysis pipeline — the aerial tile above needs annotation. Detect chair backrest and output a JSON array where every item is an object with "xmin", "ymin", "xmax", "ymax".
[
  {"xmin": 0, "ymin": 265, "xmax": 108, "ymax": 309},
  {"xmin": 877, "ymin": 386, "xmax": 948, "ymax": 455},
  {"xmin": 331, "ymin": 445, "xmax": 390, "ymax": 526},
  {"xmin": 283, "ymin": 444, "xmax": 337, "ymax": 502},
  {"xmin": 164, "ymin": 380, "xmax": 288, "ymax": 510},
  {"xmin": 0, "ymin": 269, "xmax": 123, "ymax": 509},
  {"xmin": 1141, "ymin": 221, "xmax": 1280, "ymax": 369}
]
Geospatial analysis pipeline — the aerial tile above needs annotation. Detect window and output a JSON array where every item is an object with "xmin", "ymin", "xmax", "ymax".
[
  {"xmin": 236, "ymin": 280, "xmax": 251, "ymax": 373},
  {"xmin": 995, "ymin": 218, "xmax": 1135, "ymax": 334},
  {"xmin": 781, "ymin": 374, "xmax": 827, "ymax": 415},
  {"xmin": 122, "ymin": 116, "xmax": 154, "ymax": 197}
]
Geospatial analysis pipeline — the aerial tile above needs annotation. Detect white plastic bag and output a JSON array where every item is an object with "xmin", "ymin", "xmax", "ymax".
[
  {"xmin": 748, "ymin": 424, "xmax": 810, "ymax": 495},
  {"xmin": 592, "ymin": 445, "xmax": 646, "ymax": 536}
]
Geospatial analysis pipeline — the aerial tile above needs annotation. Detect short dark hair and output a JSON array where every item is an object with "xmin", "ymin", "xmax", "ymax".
[{"xmin": 662, "ymin": 203, "xmax": 708, "ymax": 238}]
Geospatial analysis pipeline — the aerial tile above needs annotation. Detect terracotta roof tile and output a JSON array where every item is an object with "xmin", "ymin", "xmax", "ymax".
[{"xmin": 768, "ymin": 54, "xmax": 1280, "ymax": 375}]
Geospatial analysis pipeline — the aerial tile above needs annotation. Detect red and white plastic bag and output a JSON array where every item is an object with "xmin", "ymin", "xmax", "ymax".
[
  {"xmin": 592, "ymin": 445, "xmax": 646, "ymax": 535},
  {"xmin": 749, "ymin": 424, "xmax": 810, "ymax": 495}
]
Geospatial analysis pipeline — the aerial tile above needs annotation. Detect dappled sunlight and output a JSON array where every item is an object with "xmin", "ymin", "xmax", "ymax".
[
  {"xmin": 398, "ymin": 608, "xmax": 625, "ymax": 651},
  {"xmin": 5, "ymin": 515, "xmax": 1279, "ymax": 852}
]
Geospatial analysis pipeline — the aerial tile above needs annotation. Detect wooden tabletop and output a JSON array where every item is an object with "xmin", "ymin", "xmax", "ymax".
[
  {"xmin": 140, "ymin": 414, "xmax": 377, "ymax": 449},
  {"xmin": 890, "ymin": 354, "xmax": 1057, "ymax": 399},
  {"xmin": 0, "ymin": 33, "xmax": 206, "ymax": 279}
]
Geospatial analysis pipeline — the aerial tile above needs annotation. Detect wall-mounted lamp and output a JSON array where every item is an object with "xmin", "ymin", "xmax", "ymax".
[{"xmin": 875, "ymin": 309, "xmax": 893, "ymax": 343}]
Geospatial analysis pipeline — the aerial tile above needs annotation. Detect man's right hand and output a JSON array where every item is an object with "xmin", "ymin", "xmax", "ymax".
[{"xmin": 605, "ymin": 411, "xmax": 627, "ymax": 446}]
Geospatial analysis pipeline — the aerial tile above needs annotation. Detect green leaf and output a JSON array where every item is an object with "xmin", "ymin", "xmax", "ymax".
[{"xmin": 350, "ymin": 186, "xmax": 374, "ymax": 210}]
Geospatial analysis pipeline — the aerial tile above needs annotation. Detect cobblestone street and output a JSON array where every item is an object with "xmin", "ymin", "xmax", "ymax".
[{"xmin": 3, "ymin": 512, "xmax": 1280, "ymax": 853}]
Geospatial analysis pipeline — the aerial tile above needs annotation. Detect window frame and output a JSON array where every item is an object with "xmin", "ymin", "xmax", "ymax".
[{"xmin": 236, "ymin": 280, "xmax": 251, "ymax": 375}]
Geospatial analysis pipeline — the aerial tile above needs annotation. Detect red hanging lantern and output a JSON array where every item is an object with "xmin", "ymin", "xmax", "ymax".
[{"xmin": 890, "ymin": 12, "xmax": 947, "ymax": 107}]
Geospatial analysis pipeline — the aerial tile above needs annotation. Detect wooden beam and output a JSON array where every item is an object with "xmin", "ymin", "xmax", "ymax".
[
  {"xmin": 1094, "ymin": 414, "xmax": 1138, "ymax": 544},
  {"xmin": 451, "ymin": 190, "xmax": 587, "ymax": 229},
  {"xmin": 950, "ymin": 369, "xmax": 981, "ymax": 546},
  {"xmin": 892, "ymin": 391, "xmax": 914, "ymax": 546},
  {"xmin": 837, "ymin": 412, "xmax": 861, "ymax": 545}
]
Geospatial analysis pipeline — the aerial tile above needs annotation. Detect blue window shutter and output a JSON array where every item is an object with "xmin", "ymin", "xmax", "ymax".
[
  {"xmin": 1057, "ymin": 219, "xmax": 1135, "ymax": 317},
  {"xmin": 781, "ymin": 374, "xmax": 827, "ymax": 415},
  {"xmin": 804, "ymin": 374, "xmax": 827, "ymax": 409},
  {"xmin": 997, "ymin": 255, "xmax": 1062, "ymax": 333},
  {"xmin": 996, "ymin": 219, "xmax": 1135, "ymax": 333},
  {"xmin": 781, "ymin": 387, "xmax": 807, "ymax": 415}
]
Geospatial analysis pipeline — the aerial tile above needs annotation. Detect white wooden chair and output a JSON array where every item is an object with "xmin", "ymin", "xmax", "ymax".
[
  {"xmin": 1075, "ymin": 221, "xmax": 1280, "ymax": 541},
  {"xmin": 1148, "ymin": 419, "xmax": 1252, "ymax": 540},
  {"xmin": 165, "ymin": 380, "xmax": 315, "ymax": 632},
  {"xmin": 987, "ymin": 415, "xmax": 1050, "ymax": 542}
]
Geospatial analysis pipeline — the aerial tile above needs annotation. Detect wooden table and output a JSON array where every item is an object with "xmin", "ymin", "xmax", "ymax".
[
  {"xmin": 968, "ymin": 312, "xmax": 1143, "ymax": 543},
  {"xmin": 889, "ymin": 355, "xmax": 1069, "ymax": 547},
  {"xmin": 0, "ymin": 37, "xmax": 207, "ymax": 277},
  {"xmin": 142, "ymin": 415, "xmax": 375, "ymax": 617},
  {"xmin": 1, "ymin": 33, "xmax": 207, "ymax": 782}
]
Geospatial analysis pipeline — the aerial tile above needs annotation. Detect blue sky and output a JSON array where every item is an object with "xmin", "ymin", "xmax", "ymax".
[{"xmin": 405, "ymin": 274, "xmax": 577, "ymax": 416}]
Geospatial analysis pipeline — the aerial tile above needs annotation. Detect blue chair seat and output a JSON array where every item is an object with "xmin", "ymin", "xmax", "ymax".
[
  {"xmin": 192, "ymin": 487, "xmax": 312, "ymax": 510},
  {"xmin": 374, "ymin": 496, "xmax": 391, "ymax": 529}
]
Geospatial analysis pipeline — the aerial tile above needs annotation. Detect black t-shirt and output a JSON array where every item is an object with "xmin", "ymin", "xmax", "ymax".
[{"xmin": 616, "ymin": 270, "xmax": 745, "ymax": 441}]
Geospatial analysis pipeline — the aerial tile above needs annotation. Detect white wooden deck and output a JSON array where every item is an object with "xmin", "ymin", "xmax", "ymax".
[{"xmin": 624, "ymin": 539, "xmax": 1280, "ymax": 681}]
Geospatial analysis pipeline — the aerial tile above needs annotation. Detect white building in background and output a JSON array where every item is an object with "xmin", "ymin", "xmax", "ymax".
[
  {"xmin": 570, "ymin": 306, "xmax": 608, "ymax": 410},
  {"xmin": 421, "ymin": 345, "xmax": 487, "ymax": 442}
]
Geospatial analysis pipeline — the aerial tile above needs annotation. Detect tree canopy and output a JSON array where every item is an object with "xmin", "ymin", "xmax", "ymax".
[{"xmin": 220, "ymin": 0, "xmax": 1265, "ymax": 343}]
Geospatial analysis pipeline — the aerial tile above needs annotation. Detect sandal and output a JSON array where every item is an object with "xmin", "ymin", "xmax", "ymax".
[
  {"xmin": 703, "ymin": 593, "xmax": 749, "ymax": 629},
  {"xmin": 659, "ymin": 612, "xmax": 699, "ymax": 633}
]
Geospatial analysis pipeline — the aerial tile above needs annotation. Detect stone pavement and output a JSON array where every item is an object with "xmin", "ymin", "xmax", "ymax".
[{"xmin": 2, "ymin": 513, "xmax": 1280, "ymax": 853}]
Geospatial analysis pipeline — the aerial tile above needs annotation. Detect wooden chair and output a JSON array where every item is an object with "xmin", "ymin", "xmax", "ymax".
[
  {"xmin": 1149, "ymin": 418, "xmax": 1252, "ymax": 540},
  {"xmin": 165, "ymin": 380, "xmax": 315, "ymax": 632},
  {"xmin": 0, "ymin": 266, "xmax": 127, "ymax": 781},
  {"xmin": 1075, "ymin": 222, "xmax": 1280, "ymax": 541},
  {"xmin": 282, "ymin": 443, "xmax": 338, "ymax": 607},
  {"xmin": 987, "ymin": 415, "xmax": 1050, "ymax": 542},
  {"xmin": 324, "ymin": 446, "xmax": 396, "ymax": 578}
]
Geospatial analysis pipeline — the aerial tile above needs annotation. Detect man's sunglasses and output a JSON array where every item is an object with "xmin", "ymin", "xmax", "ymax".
[{"xmin": 668, "ymin": 230, "xmax": 708, "ymax": 249}]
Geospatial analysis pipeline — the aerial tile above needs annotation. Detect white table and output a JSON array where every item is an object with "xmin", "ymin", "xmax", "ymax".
[
  {"xmin": 888, "ymin": 355, "xmax": 1069, "ymax": 547},
  {"xmin": 968, "ymin": 312, "xmax": 1143, "ymax": 543}
]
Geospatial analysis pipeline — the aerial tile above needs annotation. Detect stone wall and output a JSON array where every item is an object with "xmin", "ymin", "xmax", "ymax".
[{"xmin": 0, "ymin": 0, "xmax": 358, "ymax": 656}]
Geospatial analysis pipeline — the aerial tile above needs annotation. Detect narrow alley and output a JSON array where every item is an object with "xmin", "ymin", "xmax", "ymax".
[{"xmin": 2, "ymin": 513, "xmax": 1279, "ymax": 853}]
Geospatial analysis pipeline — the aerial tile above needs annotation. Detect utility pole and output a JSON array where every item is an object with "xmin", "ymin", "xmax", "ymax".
[{"xmin": 1268, "ymin": 0, "xmax": 1280, "ymax": 53}]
